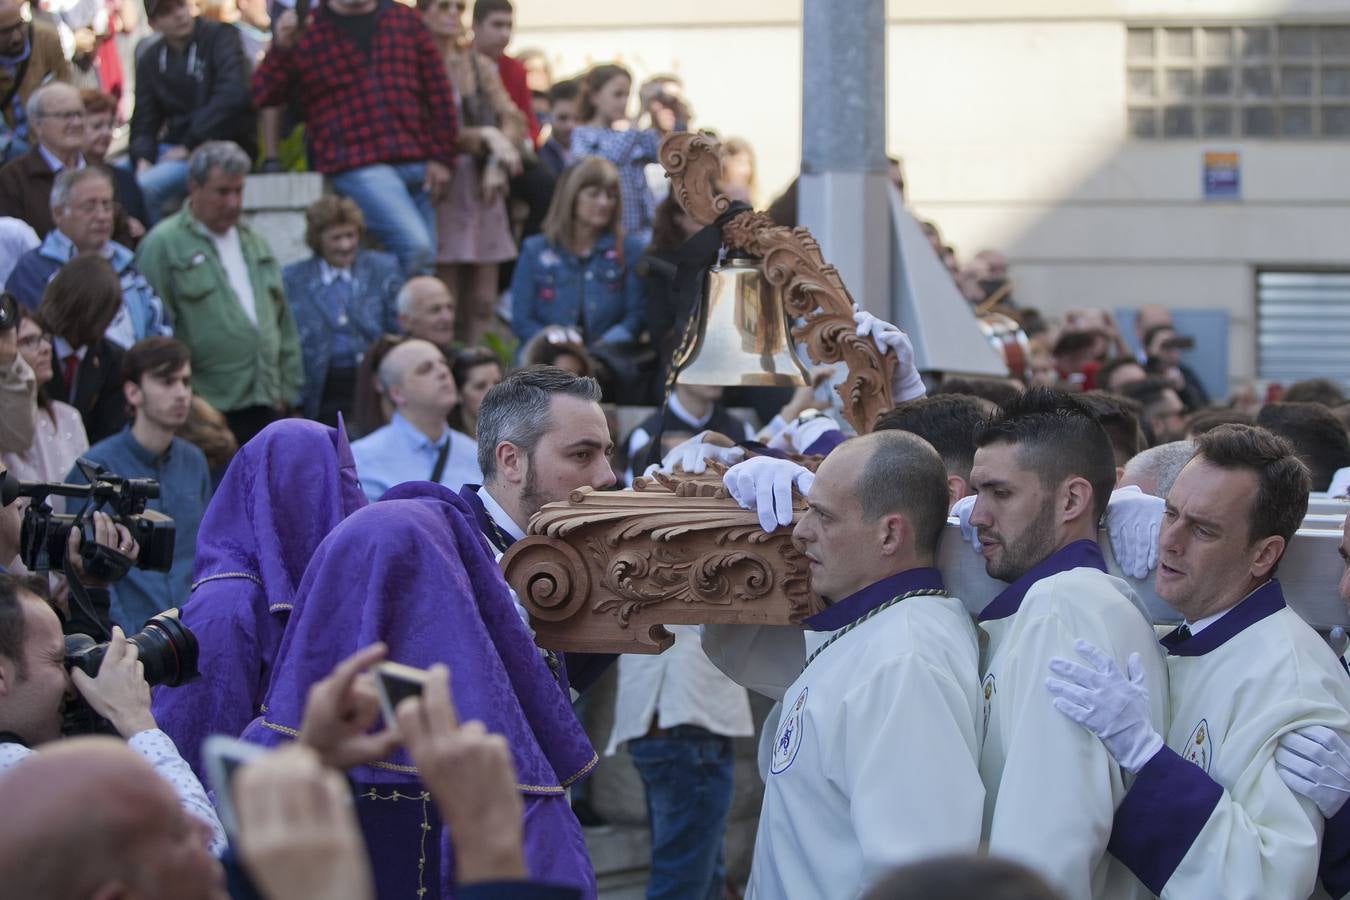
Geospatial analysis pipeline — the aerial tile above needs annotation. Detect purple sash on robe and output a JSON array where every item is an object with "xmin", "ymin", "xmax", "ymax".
[
  {"xmin": 152, "ymin": 417, "xmax": 366, "ymax": 779},
  {"xmin": 240, "ymin": 494, "xmax": 597, "ymax": 899}
]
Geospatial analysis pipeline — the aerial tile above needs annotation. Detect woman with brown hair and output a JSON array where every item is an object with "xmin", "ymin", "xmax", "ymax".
[
  {"xmin": 1, "ymin": 305, "xmax": 89, "ymax": 486},
  {"xmin": 447, "ymin": 348, "xmax": 502, "ymax": 442},
  {"xmin": 508, "ymin": 156, "xmax": 646, "ymax": 354},
  {"xmin": 283, "ymin": 195, "xmax": 403, "ymax": 425},
  {"xmin": 416, "ymin": 0, "xmax": 525, "ymax": 348},
  {"xmin": 37, "ymin": 254, "xmax": 127, "ymax": 442}
]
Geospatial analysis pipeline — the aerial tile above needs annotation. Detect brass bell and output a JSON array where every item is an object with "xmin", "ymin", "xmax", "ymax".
[{"xmin": 675, "ymin": 255, "xmax": 810, "ymax": 388}]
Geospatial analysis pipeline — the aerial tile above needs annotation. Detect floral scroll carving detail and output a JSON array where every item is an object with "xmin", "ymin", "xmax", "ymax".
[
  {"xmin": 500, "ymin": 487, "xmax": 822, "ymax": 654},
  {"xmin": 658, "ymin": 131, "xmax": 894, "ymax": 436}
]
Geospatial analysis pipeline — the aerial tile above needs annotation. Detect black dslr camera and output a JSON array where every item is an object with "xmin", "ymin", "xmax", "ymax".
[
  {"xmin": 0, "ymin": 460, "xmax": 176, "ymax": 578},
  {"xmin": 63, "ymin": 612, "xmax": 200, "ymax": 735}
]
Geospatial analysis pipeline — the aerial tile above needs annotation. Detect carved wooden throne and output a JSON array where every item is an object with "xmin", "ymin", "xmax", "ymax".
[{"xmin": 500, "ymin": 134, "xmax": 893, "ymax": 654}]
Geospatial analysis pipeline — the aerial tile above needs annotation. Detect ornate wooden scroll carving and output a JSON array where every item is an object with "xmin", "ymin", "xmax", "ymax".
[
  {"xmin": 658, "ymin": 132, "xmax": 895, "ymax": 436},
  {"xmin": 500, "ymin": 481, "xmax": 823, "ymax": 654},
  {"xmin": 500, "ymin": 134, "xmax": 905, "ymax": 654}
]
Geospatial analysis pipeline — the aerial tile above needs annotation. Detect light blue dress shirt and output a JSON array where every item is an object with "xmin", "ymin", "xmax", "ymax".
[{"xmin": 350, "ymin": 412, "xmax": 482, "ymax": 502}]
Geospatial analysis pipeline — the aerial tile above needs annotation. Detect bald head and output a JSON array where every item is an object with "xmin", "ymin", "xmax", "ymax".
[
  {"xmin": 377, "ymin": 338, "xmax": 457, "ymax": 416},
  {"xmin": 0, "ymin": 737, "xmax": 226, "ymax": 900},
  {"xmin": 396, "ymin": 276, "xmax": 456, "ymax": 348},
  {"xmin": 850, "ymin": 430, "xmax": 951, "ymax": 558},
  {"xmin": 1135, "ymin": 304, "xmax": 1173, "ymax": 341}
]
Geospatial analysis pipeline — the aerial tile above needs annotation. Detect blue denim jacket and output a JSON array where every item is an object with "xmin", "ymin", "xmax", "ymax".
[
  {"xmin": 509, "ymin": 231, "xmax": 647, "ymax": 348},
  {"xmin": 282, "ymin": 250, "xmax": 402, "ymax": 419},
  {"xmin": 5, "ymin": 230, "xmax": 173, "ymax": 349}
]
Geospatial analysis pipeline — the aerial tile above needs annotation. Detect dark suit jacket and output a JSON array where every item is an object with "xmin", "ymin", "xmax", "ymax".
[
  {"xmin": 44, "ymin": 339, "xmax": 126, "ymax": 444},
  {"xmin": 0, "ymin": 149, "xmax": 137, "ymax": 244}
]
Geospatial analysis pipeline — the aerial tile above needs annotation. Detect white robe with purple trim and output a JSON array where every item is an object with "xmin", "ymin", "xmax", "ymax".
[
  {"xmin": 746, "ymin": 594, "xmax": 983, "ymax": 900},
  {"xmin": 1111, "ymin": 603, "xmax": 1350, "ymax": 900},
  {"xmin": 980, "ymin": 567, "xmax": 1167, "ymax": 900}
]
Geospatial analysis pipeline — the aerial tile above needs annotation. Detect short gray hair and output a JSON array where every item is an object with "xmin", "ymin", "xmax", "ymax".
[
  {"xmin": 852, "ymin": 430, "xmax": 951, "ymax": 558},
  {"xmin": 396, "ymin": 276, "xmax": 451, "ymax": 317},
  {"xmin": 477, "ymin": 365, "xmax": 603, "ymax": 480},
  {"xmin": 1123, "ymin": 440, "xmax": 1196, "ymax": 498},
  {"xmin": 26, "ymin": 83, "xmax": 79, "ymax": 122},
  {"xmin": 50, "ymin": 166, "xmax": 113, "ymax": 213},
  {"xmin": 187, "ymin": 141, "xmax": 251, "ymax": 188}
]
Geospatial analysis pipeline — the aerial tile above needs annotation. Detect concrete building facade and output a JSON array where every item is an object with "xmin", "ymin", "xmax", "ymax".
[{"xmin": 515, "ymin": 0, "xmax": 1350, "ymax": 392}]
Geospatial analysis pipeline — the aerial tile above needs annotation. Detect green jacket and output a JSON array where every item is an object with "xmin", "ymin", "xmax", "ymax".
[{"xmin": 135, "ymin": 207, "xmax": 303, "ymax": 414}]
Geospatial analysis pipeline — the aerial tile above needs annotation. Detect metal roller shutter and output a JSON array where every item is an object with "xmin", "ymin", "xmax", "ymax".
[{"xmin": 1257, "ymin": 270, "xmax": 1350, "ymax": 390}]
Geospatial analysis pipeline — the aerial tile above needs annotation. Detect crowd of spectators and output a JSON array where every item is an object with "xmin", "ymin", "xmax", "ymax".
[{"xmin": 0, "ymin": 0, "xmax": 1347, "ymax": 897}]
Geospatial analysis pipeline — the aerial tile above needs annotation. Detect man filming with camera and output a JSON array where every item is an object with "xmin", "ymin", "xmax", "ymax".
[
  {"xmin": 0, "ymin": 452, "xmax": 226, "ymax": 853},
  {"xmin": 0, "ymin": 571, "xmax": 225, "ymax": 852}
]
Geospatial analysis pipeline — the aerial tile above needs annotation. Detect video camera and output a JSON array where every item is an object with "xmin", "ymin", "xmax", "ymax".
[
  {"xmin": 0, "ymin": 460, "xmax": 176, "ymax": 578},
  {"xmin": 63, "ymin": 611, "xmax": 200, "ymax": 735}
]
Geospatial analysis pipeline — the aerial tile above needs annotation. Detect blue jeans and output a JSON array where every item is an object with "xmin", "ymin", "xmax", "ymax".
[
  {"xmin": 330, "ymin": 162, "xmax": 436, "ymax": 276},
  {"xmin": 138, "ymin": 155, "xmax": 191, "ymax": 224},
  {"xmin": 628, "ymin": 726, "xmax": 734, "ymax": 900}
]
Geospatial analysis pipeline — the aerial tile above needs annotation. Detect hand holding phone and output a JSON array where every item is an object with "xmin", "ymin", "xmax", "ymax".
[
  {"xmin": 372, "ymin": 661, "xmax": 435, "ymax": 729},
  {"xmin": 297, "ymin": 642, "xmax": 399, "ymax": 770},
  {"xmin": 395, "ymin": 665, "xmax": 528, "ymax": 884}
]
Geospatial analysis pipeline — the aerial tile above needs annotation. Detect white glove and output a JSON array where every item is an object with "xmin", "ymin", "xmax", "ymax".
[
  {"xmin": 853, "ymin": 309, "xmax": 925, "ymax": 403},
  {"xmin": 1277, "ymin": 725, "xmax": 1350, "ymax": 819},
  {"xmin": 723, "ymin": 456, "xmax": 815, "ymax": 533},
  {"xmin": 1105, "ymin": 486, "xmax": 1164, "ymax": 579},
  {"xmin": 659, "ymin": 430, "xmax": 746, "ymax": 475},
  {"xmin": 1045, "ymin": 639, "xmax": 1164, "ymax": 774},
  {"xmin": 767, "ymin": 415, "xmax": 841, "ymax": 456},
  {"xmin": 950, "ymin": 494, "xmax": 981, "ymax": 554}
]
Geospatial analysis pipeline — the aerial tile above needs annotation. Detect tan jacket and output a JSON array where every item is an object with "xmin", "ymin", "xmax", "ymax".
[{"xmin": 0, "ymin": 21, "xmax": 73, "ymax": 128}]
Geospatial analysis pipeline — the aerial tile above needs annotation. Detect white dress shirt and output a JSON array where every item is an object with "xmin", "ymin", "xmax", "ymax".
[{"xmin": 606, "ymin": 626, "xmax": 754, "ymax": 754}]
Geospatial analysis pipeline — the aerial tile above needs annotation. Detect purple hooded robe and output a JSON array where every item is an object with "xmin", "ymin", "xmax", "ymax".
[
  {"xmin": 239, "ymin": 493, "xmax": 599, "ymax": 900},
  {"xmin": 152, "ymin": 418, "xmax": 367, "ymax": 780}
]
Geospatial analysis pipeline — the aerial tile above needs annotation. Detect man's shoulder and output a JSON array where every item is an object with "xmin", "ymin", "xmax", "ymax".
[
  {"xmin": 350, "ymin": 423, "xmax": 397, "ymax": 454},
  {"xmin": 1017, "ymin": 567, "xmax": 1150, "ymax": 638},
  {"xmin": 78, "ymin": 431, "xmax": 132, "ymax": 469},
  {"xmin": 0, "ymin": 149, "xmax": 40, "ymax": 181},
  {"xmin": 170, "ymin": 436, "xmax": 211, "ymax": 472},
  {"xmin": 29, "ymin": 18, "xmax": 63, "ymax": 51}
]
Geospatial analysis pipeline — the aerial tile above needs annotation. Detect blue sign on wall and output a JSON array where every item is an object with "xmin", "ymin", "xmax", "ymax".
[{"xmin": 1203, "ymin": 151, "xmax": 1241, "ymax": 200}]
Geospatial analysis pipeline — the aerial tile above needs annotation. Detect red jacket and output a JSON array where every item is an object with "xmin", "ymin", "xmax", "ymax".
[{"xmin": 496, "ymin": 53, "xmax": 540, "ymax": 146}]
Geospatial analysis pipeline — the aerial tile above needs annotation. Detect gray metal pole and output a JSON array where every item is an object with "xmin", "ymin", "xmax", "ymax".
[{"xmin": 798, "ymin": 0, "xmax": 890, "ymax": 313}]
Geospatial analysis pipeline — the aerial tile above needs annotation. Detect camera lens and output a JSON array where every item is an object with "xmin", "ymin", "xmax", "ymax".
[{"xmin": 129, "ymin": 615, "xmax": 200, "ymax": 687}]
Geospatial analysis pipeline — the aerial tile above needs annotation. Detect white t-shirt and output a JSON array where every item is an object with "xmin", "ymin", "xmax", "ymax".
[{"xmin": 207, "ymin": 226, "xmax": 258, "ymax": 326}]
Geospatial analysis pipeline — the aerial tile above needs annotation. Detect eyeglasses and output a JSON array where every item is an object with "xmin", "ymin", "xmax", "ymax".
[
  {"xmin": 38, "ymin": 110, "xmax": 86, "ymax": 123},
  {"xmin": 70, "ymin": 199, "xmax": 115, "ymax": 215}
]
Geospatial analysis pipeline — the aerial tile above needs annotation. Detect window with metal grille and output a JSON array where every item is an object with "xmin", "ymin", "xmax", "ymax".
[
  {"xmin": 1257, "ymin": 269, "xmax": 1350, "ymax": 390},
  {"xmin": 1127, "ymin": 24, "xmax": 1350, "ymax": 139}
]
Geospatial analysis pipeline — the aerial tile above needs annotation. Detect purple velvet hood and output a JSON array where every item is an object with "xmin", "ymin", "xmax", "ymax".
[
  {"xmin": 191, "ymin": 416, "xmax": 367, "ymax": 605},
  {"xmin": 240, "ymin": 492, "xmax": 597, "ymax": 897},
  {"xmin": 153, "ymin": 418, "xmax": 368, "ymax": 778}
]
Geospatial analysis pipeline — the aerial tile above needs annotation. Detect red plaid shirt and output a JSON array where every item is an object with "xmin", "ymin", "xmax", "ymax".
[{"xmin": 251, "ymin": 0, "xmax": 458, "ymax": 175}]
